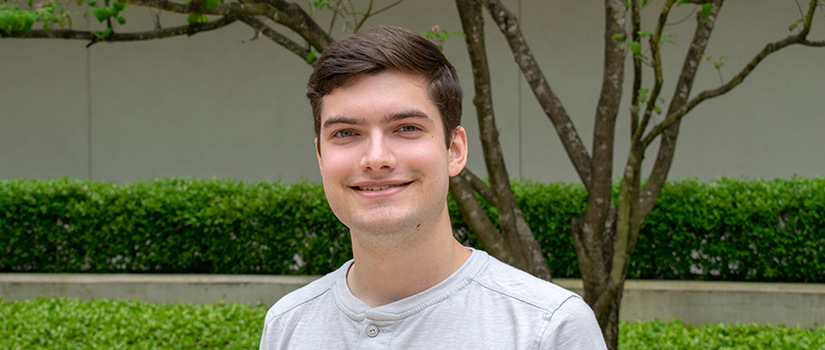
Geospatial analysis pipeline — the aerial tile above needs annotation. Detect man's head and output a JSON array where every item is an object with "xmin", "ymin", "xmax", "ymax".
[
  {"xmin": 307, "ymin": 26, "xmax": 468, "ymax": 237},
  {"xmin": 307, "ymin": 25, "xmax": 462, "ymax": 149}
]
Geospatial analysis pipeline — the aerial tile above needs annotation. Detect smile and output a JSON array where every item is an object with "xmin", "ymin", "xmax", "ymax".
[{"xmin": 353, "ymin": 182, "xmax": 412, "ymax": 191}]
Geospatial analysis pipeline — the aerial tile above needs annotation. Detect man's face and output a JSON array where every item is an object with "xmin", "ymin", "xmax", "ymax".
[{"xmin": 316, "ymin": 69, "xmax": 467, "ymax": 236}]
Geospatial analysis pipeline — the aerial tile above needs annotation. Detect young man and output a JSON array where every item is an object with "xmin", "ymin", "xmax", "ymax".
[{"xmin": 260, "ymin": 25, "xmax": 607, "ymax": 349}]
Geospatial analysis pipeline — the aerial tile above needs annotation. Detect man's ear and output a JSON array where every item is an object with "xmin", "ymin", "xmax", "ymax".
[
  {"xmin": 315, "ymin": 137, "xmax": 323, "ymax": 172},
  {"xmin": 448, "ymin": 126, "xmax": 468, "ymax": 176}
]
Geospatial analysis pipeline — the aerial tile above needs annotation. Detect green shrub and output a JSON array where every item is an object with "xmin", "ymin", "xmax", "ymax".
[
  {"xmin": 0, "ymin": 178, "xmax": 351, "ymax": 275},
  {"xmin": 619, "ymin": 319, "xmax": 825, "ymax": 349},
  {"xmin": 632, "ymin": 177, "xmax": 825, "ymax": 282},
  {"xmin": 2, "ymin": 298, "xmax": 823, "ymax": 349},
  {"xmin": 0, "ymin": 298, "xmax": 265, "ymax": 349},
  {"xmin": 1, "ymin": 177, "xmax": 823, "ymax": 281}
]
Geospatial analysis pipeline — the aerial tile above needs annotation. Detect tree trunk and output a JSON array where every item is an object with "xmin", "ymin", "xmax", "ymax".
[
  {"xmin": 600, "ymin": 280, "xmax": 624, "ymax": 349},
  {"xmin": 452, "ymin": 0, "xmax": 550, "ymax": 281}
]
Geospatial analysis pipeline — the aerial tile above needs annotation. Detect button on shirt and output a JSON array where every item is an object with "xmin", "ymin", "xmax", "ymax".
[{"xmin": 260, "ymin": 249, "xmax": 607, "ymax": 349}]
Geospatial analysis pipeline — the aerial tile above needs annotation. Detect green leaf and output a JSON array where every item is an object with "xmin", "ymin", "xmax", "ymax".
[
  {"xmin": 87, "ymin": 0, "xmax": 96, "ymax": 6},
  {"xmin": 306, "ymin": 48, "xmax": 317, "ymax": 64},
  {"xmin": 788, "ymin": 19, "xmax": 802, "ymax": 32},
  {"xmin": 116, "ymin": 16, "xmax": 125, "ymax": 24},
  {"xmin": 186, "ymin": 13, "xmax": 206, "ymax": 24},
  {"xmin": 638, "ymin": 31, "xmax": 653, "ymax": 38},
  {"xmin": 92, "ymin": 7, "xmax": 107, "ymax": 22},
  {"xmin": 701, "ymin": 3, "xmax": 712, "ymax": 19},
  {"xmin": 629, "ymin": 41, "xmax": 642, "ymax": 55},
  {"xmin": 637, "ymin": 88, "xmax": 649, "ymax": 102},
  {"xmin": 112, "ymin": 1, "xmax": 126, "ymax": 11},
  {"xmin": 612, "ymin": 33, "xmax": 625, "ymax": 41},
  {"xmin": 204, "ymin": 0, "xmax": 218, "ymax": 10}
]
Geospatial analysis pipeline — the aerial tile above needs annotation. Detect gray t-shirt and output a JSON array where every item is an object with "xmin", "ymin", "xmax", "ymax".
[{"xmin": 260, "ymin": 249, "xmax": 607, "ymax": 349}]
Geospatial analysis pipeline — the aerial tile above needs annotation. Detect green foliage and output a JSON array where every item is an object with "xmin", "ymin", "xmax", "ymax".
[
  {"xmin": 2, "ymin": 298, "xmax": 823, "ymax": 349},
  {"xmin": 619, "ymin": 319, "xmax": 825, "ymax": 349},
  {"xmin": 0, "ymin": 0, "xmax": 67, "ymax": 34},
  {"xmin": 455, "ymin": 177, "xmax": 825, "ymax": 282},
  {"xmin": 311, "ymin": 0, "xmax": 329, "ymax": 9},
  {"xmin": 0, "ymin": 298, "xmax": 265, "ymax": 349},
  {"xmin": 1, "ymin": 177, "xmax": 823, "ymax": 282},
  {"xmin": 306, "ymin": 48, "xmax": 318, "ymax": 64},
  {"xmin": 83, "ymin": 0, "xmax": 127, "ymax": 25},
  {"xmin": 424, "ymin": 25, "xmax": 463, "ymax": 51},
  {"xmin": 0, "ymin": 178, "xmax": 351, "ymax": 275},
  {"xmin": 633, "ymin": 177, "xmax": 825, "ymax": 282},
  {"xmin": 186, "ymin": 13, "xmax": 207, "ymax": 24}
]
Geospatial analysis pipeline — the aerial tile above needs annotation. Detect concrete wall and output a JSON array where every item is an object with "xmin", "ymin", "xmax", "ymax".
[
  {"xmin": 2, "ymin": 274, "xmax": 823, "ymax": 328},
  {"xmin": 2, "ymin": 1, "xmax": 824, "ymax": 183}
]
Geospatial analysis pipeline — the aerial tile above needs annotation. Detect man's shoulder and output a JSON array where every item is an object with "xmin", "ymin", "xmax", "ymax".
[
  {"xmin": 472, "ymin": 253, "xmax": 581, "ymax": 314},
  {"xmin": 262, "ymin": 264, "xmax": 345, "ymax": 325}
]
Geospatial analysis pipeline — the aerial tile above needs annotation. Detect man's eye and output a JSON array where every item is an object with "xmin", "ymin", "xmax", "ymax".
[
  {"xmin": 399, "ymin": 125, "xmax": 419, "ymax": 133},
  {"xmin": 333, "ymin": 129, "xmax": 354, "ymax": 138}
]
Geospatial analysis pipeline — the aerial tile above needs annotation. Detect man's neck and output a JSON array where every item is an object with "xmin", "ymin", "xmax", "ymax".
[{"xmin": 346, "ymin": 214, "xmax": 471, "ymax": 308}]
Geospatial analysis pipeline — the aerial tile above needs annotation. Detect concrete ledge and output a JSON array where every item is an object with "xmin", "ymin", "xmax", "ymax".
[
  {"xmin": 553, "ymin": 279, "xmax": 824, "ymax": 328},
  {"xmin": 0, "ymin": 273, "xmax": 317, "ymax": 306},
  {"xmin": 2, "ymin": 274, "xmax": 823, "ymax": 328}
]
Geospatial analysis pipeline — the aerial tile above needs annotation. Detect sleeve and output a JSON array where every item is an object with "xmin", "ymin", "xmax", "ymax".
[
  {"xmin": 540, "ymin": 295, "xmax": 608, "ymax": 350},
  {"xmin": 259, "ymin": 308, "xmax": 282, "ymax": 350}
]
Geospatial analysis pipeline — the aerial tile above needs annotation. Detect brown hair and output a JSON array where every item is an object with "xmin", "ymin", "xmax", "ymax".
[{"xmin": 307, "ymin": 25, "xmax": 462, "ymax": 148}]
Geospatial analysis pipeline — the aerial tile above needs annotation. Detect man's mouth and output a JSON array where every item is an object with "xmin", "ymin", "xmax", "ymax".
[{"xmin": 353, "ymin": 182, "xmax": 412, "ymax": 191}]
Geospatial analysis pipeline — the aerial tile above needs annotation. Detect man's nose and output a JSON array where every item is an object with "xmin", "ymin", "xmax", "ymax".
[{"xmin": 360, "ymin": 132, "xmax": 397, "ymax": 171}]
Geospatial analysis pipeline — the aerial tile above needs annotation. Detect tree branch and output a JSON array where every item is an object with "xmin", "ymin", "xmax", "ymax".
[
  {"xmin": 641, "ymin": 10, "xmax": 822, "ymax": 149},
  {"xmin": 586, "ymin": 0, "xmax": 624, "ymax": 193},
  {"xmin": 448, "ymin": 175, "xmax": 508, "ymax": 262},
  {"xmin": 258, "ymin": 0, "xmax": 334, "ymax": 52},
  {"xmin": 120, "ymin": 0, "xmax": 275, "ymax": 16},
  {"xmin": 632, "ymin": 0, "xmax": 675, "ymax": 145},
  {"xmin": 113, "ymin": 0, "xmax": 333, "ymax": 52},
  {"xmin": 456, "ymin": 168, "xmax": 497, "ymax": 208},
  {"xmin": 2, "ymin": 16, "xmax": 237, "ymax": 44},
  {"xmin": 237, "ymin": 16, "xmax": 310, "ymax": 62},
  {"xmin": 455, "ymin": 0, "xmax": 523, "ymax": 262},
  {"xmin": 638, "ymin": 0, "xmax": 721, "ymax": 218},
  {"xmin": 629, "ymin": 0, "xmax": 642, "ymax": 139},
  {"xmin": 484, "ymin": 0, "xmax": 593, "ymax": 189}
]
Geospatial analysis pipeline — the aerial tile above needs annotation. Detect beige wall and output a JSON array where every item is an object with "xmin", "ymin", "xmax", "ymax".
[{"xmin": 2, "ymin": 0, "xmax": 824, "ymax": 183}]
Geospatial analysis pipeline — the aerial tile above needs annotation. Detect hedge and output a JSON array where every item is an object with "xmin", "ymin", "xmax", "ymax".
[
  {"xmin": 3, "ymin": 298, "xmax": 824, "ymax": 349},
  {"xmin": 1, "ymin": 177, "xmax": 823, "ymax": 282}
]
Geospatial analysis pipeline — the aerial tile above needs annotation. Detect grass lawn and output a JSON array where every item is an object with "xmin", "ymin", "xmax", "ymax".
[{"xmin": 1, "ymin": 298, "xmax": 823, "ymax": 349}]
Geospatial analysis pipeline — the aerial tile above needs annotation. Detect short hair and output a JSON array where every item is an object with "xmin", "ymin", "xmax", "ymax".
[{"xmin": 307, "ymin": 25, "xmax": 462, "ymax": 148}]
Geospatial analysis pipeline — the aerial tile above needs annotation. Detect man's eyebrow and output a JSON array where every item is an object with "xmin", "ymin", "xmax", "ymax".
[
  {"xmin": 384, "ymin": 109, "xmax": 432, "ymax": 124},
  {"xmin": 323, "ymin": 110, "xmax": 433, "ymax": 130},
  {"xmin": 322, "ymin": 116, "xmax": 364, "ymax": 129}
]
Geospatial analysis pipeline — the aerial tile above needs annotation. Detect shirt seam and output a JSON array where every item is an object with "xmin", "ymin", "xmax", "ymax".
[
  {"xmin": 470, "ymin": 277, "xmax": 569, "ymax": 315},
  {"xmin": 536, "ymin": 294, "xmax": 578, "ymax": 349}
]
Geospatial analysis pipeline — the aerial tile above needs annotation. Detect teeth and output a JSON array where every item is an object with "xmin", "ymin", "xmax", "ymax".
[{"xmin": 358, "ymin": 184, "xmax": 403, "ymax": 191}]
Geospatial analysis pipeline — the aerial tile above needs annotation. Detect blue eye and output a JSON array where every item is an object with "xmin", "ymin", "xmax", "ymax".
[
  {"xmin": 399, "ymin": 125, "xmax": 419, "ymax": 133},
  {"xmin": 334, "ymin": 129, "xmax": 354, "ymax": 138}
]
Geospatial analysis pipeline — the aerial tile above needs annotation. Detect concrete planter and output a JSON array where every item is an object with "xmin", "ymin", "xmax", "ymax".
[{"xmin": 1, "ymin": 274, "xmax": 822, "ymax": 328}]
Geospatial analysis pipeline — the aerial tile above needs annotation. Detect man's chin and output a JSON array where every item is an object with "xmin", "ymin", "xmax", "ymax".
[{"xmin": 348, "ymin": 213, "xmax": 417, "ymax": 236}]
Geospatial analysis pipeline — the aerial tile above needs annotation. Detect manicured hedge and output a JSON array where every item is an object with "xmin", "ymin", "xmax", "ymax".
[
  {"xmin": 0, "ymin": 179, "xmax": 351, "ymax": 275},
  {"xmin": 0, "ymin": 298, "xmax": 264, "ymax": 349},
  {"xmin": 1, "ymin": 177, "xmax": 823, "ymax": 282},
  {"xmin": 2, "ymin": 298, "xmax": 824, "ymax": 349}
]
